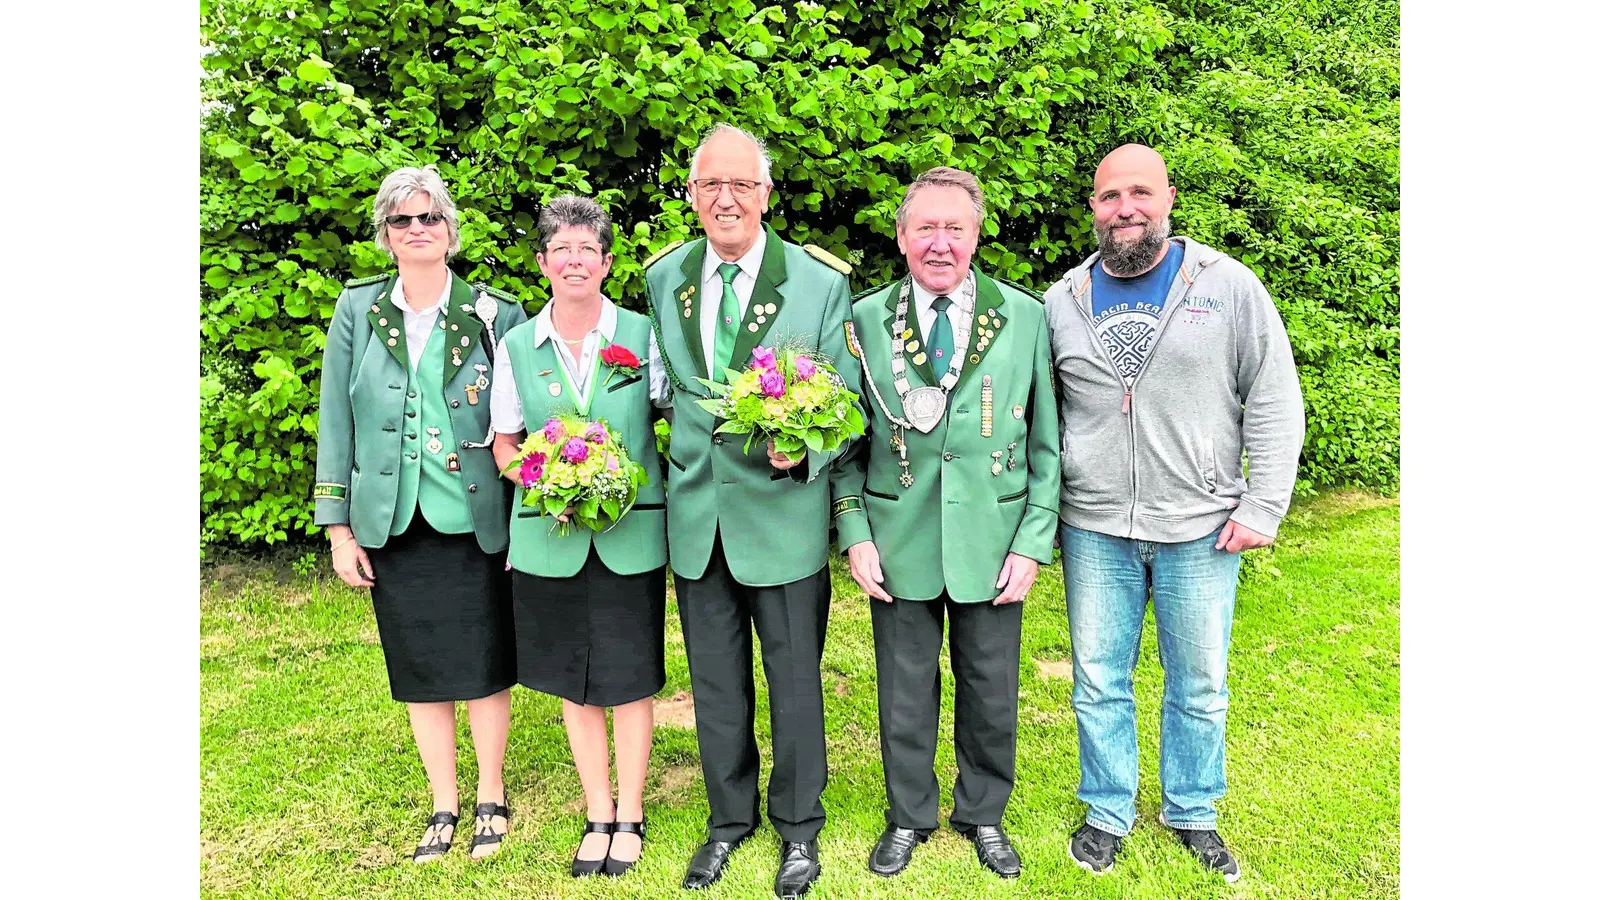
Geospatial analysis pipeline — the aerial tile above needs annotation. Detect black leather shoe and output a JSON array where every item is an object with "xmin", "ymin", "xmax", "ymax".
[
  {"xmin": 868, "ymin": 826, "xmax": 929, "ymax": 876},
  {"xmin": 774, "ymin": 840, "xmax": 821, "ymax": 898},
  {"xmin": 681, "ymin": 831, "xmax": 753, "ymax": 890},
  {"xmin": 571, "ymin": 820, "xmax": 614, "ymax": 878},
  {"xmin": 955, "ymin": 824, "xmax": 1021, "ymax": 878}
]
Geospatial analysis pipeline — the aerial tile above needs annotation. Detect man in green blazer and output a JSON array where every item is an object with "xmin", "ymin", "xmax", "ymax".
[
  {"xmin": 832, "ymin": 167, "xmax": 1060, "ymax": 880},
  {"xmin": 643, "ymin": 123, "xmax": 862, "ymax": 900}
]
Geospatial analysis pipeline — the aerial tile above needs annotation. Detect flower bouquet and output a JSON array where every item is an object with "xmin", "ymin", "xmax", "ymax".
[
  {"xmin": 695, "ymin": 344, "xmax": 865, "ymax": 457},
  {"xmin": 502, "ymin": 414, "xmax": 649, "ymax": 535}
]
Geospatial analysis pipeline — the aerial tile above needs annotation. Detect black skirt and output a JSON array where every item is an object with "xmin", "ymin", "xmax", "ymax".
[
  {"xmin": 511, "ymin": 547, "xmax": 667, "ymax": 707},
  {"xmin": 365, "ymin": 518, "xmax": 516, "ymax": 703}
]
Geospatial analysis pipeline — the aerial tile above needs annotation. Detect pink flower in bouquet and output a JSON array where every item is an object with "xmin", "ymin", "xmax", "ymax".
[
  {"xmin": 519, "ymin": 451, "xmax": 547, "ymax": 487},
  {"xmin": 751, "ymin": 345, "xmax": 777, "ymax": 371},
  {"xmin": 794, "ymin": 355, "xmax": 817, "ymax": 380},
  {"xmin": 562, "ymin": 437, "xmax": 589, "ymax": 463},
  {"xmin": 606, "ymin": 453, "xmax": 620, "ymax": 472},
  {"xmin": 584, "ymin": 422, "xmax": 609, "ymax": 444},
  {"xmin": 760, "ymin": 367, "xmax": 787, "ymax": 398},
  {"xmin": 543, "ymin": 418, "xmax": 565, "ymax": 444}
]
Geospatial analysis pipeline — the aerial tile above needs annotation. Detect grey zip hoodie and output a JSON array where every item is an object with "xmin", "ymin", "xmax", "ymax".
[{"xmin": 1043, "ymin": 237, "xmax": 1305, "ymax": 542}]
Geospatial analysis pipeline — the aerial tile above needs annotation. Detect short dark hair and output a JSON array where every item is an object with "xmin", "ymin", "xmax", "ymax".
[{"xmin": 536, "ymin": 194, "xmax": 614, "ymax": 255}]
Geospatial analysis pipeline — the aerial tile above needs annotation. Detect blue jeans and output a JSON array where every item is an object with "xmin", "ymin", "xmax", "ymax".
[{"xmin": 1062, "ymin": 524, "xmax": 1242, "ymax": 836}]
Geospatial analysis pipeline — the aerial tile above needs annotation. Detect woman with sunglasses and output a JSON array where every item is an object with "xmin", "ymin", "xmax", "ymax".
[
  {"xmin": 312, "ymin": 166, "xmax": 527, "ymax": 863},
  {"xmin": 489, "ymin": 195, "xmax": 671, "ymax": 878}
]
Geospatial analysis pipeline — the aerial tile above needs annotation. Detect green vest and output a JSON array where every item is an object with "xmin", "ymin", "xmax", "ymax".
[
  {"xmin": 643, "ymin": 226, "xmax": 863, "ymax": 587},
  {"xmin": 390, "ymin": 323, "xmax": 473, "ymax": 535},
  {"xmin": 503, "ymin": 310, "xmax": 667, "ymax": 578},
  {"xmin": 831, "ymin": 271, "xmax": 1062, "ymax": 602}
]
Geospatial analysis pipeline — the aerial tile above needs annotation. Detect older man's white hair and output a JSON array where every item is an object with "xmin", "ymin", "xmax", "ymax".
[
  {"xmin": 371, "ymin": 165, "xmax": 463, "ymax": 259},
  {"xmin": 687, "ymin": 123, "xmax": 773, "ymax": 185}
]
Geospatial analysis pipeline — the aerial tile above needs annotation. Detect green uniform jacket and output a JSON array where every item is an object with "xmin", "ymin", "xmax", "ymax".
[
  {"xmin": 645, "ymin": 225, "xmax": 864, "ymax": 586},
  {"xmin": 503, "ymin": 309, "xmax": 668, "ymax": 577},
  {"xmin": 313, "ymin": 272, "xmax": 528, "ymax": 553},
  {"xmin": 833, "ymin": 271, "xmax": 1061, "ymax": 603}
]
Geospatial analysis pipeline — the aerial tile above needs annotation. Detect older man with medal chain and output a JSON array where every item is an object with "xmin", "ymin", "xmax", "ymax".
[{"xmin": 832, "ymin": 167, "xmax": 1060, "ymax": 880}]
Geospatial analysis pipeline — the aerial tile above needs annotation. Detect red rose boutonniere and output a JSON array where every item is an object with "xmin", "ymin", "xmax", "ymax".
[{"xmin": 600, "ymin": 344, "xmax": 642, "ymax": 378}]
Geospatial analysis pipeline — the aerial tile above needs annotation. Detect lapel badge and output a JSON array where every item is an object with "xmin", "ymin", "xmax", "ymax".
[
  {"xmin": 538, "ymin": 369, "xmax": 553, "ymax": 377},
  {"xmin": 474, "ymin": 363, "xmax": 490, "ymax": 392},
  {"xmin": 446, "ymin": 452, "xmax": 461, "ymax": 472},
  {"xmin": 1013, "ymin": 404, "xmax": 1024, "ymax": 419},
  {"xmin": 549, "ymin": 381, "xmax": 563, "ymax": 397}
]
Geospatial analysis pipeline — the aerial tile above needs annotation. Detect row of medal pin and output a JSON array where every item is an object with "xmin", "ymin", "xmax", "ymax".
[{"xmin": 679, "ymin": 284, "xmax": 781, "ymax": 331}]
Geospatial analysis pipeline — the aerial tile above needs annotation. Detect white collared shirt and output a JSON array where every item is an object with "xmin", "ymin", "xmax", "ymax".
[
  {"xmin": 698, "ymin": 228, "xmax": 768, "ymax": 371},
  {"xmin": 910, "ymin": 271, "xmax": 975, "ymax": 369},
  {"xmin": 490, "ymin": 294, "xmax": 671, "ymax": 434},
  {"xmin": 390, "ymin": 272, "xmax": 453, "ymax": 372}
]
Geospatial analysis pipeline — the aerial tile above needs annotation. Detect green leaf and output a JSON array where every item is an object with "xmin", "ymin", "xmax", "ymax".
[{"xmin": 295, "ymin": 58, "xmax": 332, "ymax": 84}]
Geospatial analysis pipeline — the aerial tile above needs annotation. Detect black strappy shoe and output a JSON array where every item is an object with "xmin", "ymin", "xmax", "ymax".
[
  {"xmin": 468, "ymin": 793, "xmax": 512, "ymax": 860},
  {"xmin": 603, "ymin": 818, "xmax": 646, "ymax": 877},
  {"xmin": 571, "ymin": 820, "xmax": 615, "ymax": 877},
  {"xmin": 412, "ymin": 810, "xmax": 459, "ymax": 863}
]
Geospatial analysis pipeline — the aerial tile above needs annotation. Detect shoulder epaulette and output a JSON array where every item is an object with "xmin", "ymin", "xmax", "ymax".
[
  {"xmin": 851, "ymin": 282, "xmax": 892, "ymax": 303},
  {"xmin": 642, "ymin": 239, "xmax": 685, "ymax": 271},
  {"xmin": 473, "ymin": 283, "xmax": 521, "ymax": 305},
  {"xmin": 344, "ymin": 273, "xmax": 389, "ymax": 288},
  {"xmin": 803, "ymin": 243, "xmax": 852, "ymax": 275},
  {"xmin": 998, "ymin": 277, "xmax": 1045, "ymax": 302}
]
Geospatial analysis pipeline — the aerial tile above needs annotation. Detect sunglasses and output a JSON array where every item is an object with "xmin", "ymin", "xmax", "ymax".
[{"xmin": 385, "ymin": 212, "xmax": 445, "ymax": 228}]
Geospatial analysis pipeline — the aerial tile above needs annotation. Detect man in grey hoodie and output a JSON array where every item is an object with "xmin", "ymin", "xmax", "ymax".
[{"xmin": 1043, "ymin": 144, "xmax": 1305, "ymax": 883}]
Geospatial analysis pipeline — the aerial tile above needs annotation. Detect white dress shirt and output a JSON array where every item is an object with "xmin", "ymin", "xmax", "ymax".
[
  {"xmin": 910, "ymin": 271, "xmax": 975, "ymax": 371},
  {"xmin": 389, "ymin": 272, "xmax": 453, "ymax": 372},
  {"xmin": 490, "ymin": 294, "xmax": 671, "ymax": 434},
  {"xmin": 699, "ymin": 228, "xmax": 768, "ymax": 371}
]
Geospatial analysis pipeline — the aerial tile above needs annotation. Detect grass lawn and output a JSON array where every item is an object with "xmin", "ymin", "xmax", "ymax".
[{"xmin": 200, "ymin": 490, "xmax": 1398, "ymax": 899}]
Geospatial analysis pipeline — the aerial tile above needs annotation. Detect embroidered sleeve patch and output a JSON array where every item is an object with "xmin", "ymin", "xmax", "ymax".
[
  {"xmin": 843, "ymin": 321, "xmax": 862, "ymax": 359},
  {"xmin": 313, "ymin": 482, "xmax": 347, "ymax": 501},
  {"xmin": 831, "ymin": 495, "xmax": 863, "ymax": 517}
]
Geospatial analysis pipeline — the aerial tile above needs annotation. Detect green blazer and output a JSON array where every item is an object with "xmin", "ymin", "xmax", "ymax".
[
  {"xmin": 832, "ymin": 270, "xmax": 1061, "ymax": 602},
  {"xmin": 313, "ymin": 272, "xmax": 528, "ymax": 553},
  {"xmin": 503, "ymin": 309, "xmax": 668, "ymax": 577},
  {"xmin": 645, "ymin": 225, "xmax": 864, "ymax": 586}
]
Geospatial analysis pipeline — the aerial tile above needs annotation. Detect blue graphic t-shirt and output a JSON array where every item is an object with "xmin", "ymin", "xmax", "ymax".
[{"xmin": 1090, "ymin": 241, "xmax": 1185, "ymax": 386}]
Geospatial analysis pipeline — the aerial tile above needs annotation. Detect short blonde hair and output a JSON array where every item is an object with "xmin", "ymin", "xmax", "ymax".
[
  {"xmin": 371, "ymin": 166, "xmax": 462, "ymax": 260},
  {"xmin": 895, "ymin": 166, "xmax": 985, "ymax": 230}
]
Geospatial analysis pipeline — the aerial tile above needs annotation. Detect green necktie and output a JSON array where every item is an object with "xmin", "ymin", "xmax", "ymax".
[
  {"xmin": 715, "ymin": 261, "xmax": 741, "ymax": 377},
  {"xmin": 928, "ymin": 294, "xmax": 954, "ymax": 380}
]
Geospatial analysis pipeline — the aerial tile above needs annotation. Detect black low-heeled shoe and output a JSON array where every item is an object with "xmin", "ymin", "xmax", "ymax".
[
  {"xmin": 602, "ymin": 818, "xmax": 646, "ymax": 877},
  {"xmin": 571, "ymin": 820, "xmax": 615, "ymax": 877},
  {"xmin": 411, "ymin": 810, "xmax": 459, "ymax": 863},
  {"xmin": 469, "ymin": 792, "xmax": 512, "ymax": 860}
]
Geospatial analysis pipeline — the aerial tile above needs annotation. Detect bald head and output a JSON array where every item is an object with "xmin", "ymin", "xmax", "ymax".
[
  {"xmin": 1089, "ymin": 143, "xmax": 1178, "ymax": 276},
  {"xmin": 1093, "ymin": 143, "xmax": 1170, "ymax": 196}
]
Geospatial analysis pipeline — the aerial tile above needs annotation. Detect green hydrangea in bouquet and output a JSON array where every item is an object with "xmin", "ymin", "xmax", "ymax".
[
  {"xmin": 695, "ymin": 343, "xmax": 865, "ymax": 456},
  {"xmin": 502, "ymin": 413, "xmax": 649, "ymax": 535}
]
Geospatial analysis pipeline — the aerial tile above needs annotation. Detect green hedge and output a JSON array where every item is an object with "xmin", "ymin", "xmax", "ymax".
[{"xmin": 200, "ymin": 0, "xmax": 1398, "ymax": 548}]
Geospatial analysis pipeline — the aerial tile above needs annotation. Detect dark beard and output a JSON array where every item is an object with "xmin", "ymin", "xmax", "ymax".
[{"xmin": 1096, "ymin": 217, "xmax": 1170, "ymax": 276}]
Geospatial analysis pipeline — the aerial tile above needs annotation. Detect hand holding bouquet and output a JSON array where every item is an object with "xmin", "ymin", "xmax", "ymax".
[
  {"xmin": 695, "ymin": 343, "xmax": 865, "ymax": 458},
  {"xmin": 502, "ymin": 414, "xmax": 649, "ymax": 535}
]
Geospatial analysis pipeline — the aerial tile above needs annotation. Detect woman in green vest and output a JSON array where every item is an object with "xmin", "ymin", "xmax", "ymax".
[
  {"xmin": 313, "ymin": 167, "xmax": 527, "ymax": 863},
  {"xmin": 490, "ymin": 195, "xmax": 670, "ymax": 878}
]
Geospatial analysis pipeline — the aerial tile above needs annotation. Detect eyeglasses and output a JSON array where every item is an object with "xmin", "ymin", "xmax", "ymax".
[
  {"xmin": 691, "ymin": 178, "xmax": 762, "ymax": 198},
  {"xmin": 545, "ymin": 244, "xmax": 606, "ymax": 260},
  {"xmin": 384, "ymin": 212, "xmax": 445, "ymax": 228}
]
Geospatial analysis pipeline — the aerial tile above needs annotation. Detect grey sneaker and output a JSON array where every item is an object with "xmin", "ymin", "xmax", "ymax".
[
  {"xmin": 1171, "ymin": 828, "xmax": 1241, "ymax": 883},
  {"xmin": 1068, "ymin": 823, "xmax": 1121, "ymax": 874}
]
